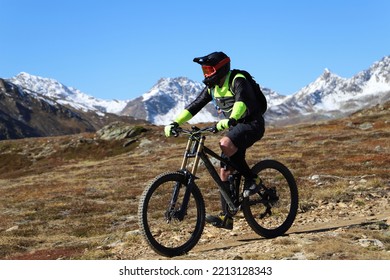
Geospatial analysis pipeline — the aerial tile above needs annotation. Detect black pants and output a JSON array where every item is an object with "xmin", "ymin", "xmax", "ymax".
[
  {"xmin": 220, "ymin": 117, "xmax": 265, "ymax": 172},
  {"xmin": 218, "ymin": 117, "xmax": 265, "ymax": 213}
]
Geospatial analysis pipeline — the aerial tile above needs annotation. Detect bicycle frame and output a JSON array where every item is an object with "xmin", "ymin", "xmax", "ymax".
[
  {"xmin": 140, "ymin": 126, "xmax": 298, "ymax": 256},
  {"xmin": 177, "ymin": 130, "xmax": 241, "ymax": 215}
]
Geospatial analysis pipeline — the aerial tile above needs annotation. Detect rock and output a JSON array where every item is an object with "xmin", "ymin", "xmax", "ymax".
[
  {"xmin": 138, "ymin": 139, "xmax": 153, "ymax": 148},
  {"xmin": 337, "ymin": 202, "xmax": 348, "ymax": 208},
  {"xmin": 126, "ymin": 230, "xmax": 141, "ymax": 236},
  {"xmin": 358, "ymin": 239, "xmax": 385, "ymax": 249},
  {"xmin": 310, "ymin": 175, "xmax": 320, "ymax": 181},
  {"xmin": 5, "ymin": 225, "xmax": 19, "ymax": 232},
  {"xmin": 358, "ymin": 122, "xmax": 373, "ymax": 130},
  {"xmin": 358, "ymin": 179, "xmax": 368, "ymax": 185},
  {"xmin": 283, "ymin": 252, "xmax": 307, "ymax": 260},
  {"xmin": 374, "ymin": 146, "xmax": 382, "ymax": 152},
  {"xmin": 123, "ymin": 139, "xmax": 137, "ymax": 147},
  {"xmin": 96, "ymin": 122, "xmax": 146, "ymax": 140}
]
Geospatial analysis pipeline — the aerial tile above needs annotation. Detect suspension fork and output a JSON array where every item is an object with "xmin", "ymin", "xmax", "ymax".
[
  {"xmin": 180, "ymin": 136, "xmax": 193, "ymax": 170},
  {"xmin": 167, "ymin": 171, "xmax": 197, "ymax": 221},
  {"xmin": 180, "ymin": 135, "xmax": 204, "ymax": 175},
  {"xmin": 167, "ymin": 136, "xmax": 192, "ymax": 221},
  {"xmin": 167, "ymin": 181, "xmax": 181, "ymax": 219}
]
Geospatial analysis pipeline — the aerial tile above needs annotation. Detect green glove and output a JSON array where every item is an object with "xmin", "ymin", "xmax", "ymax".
[
  {"xmin": 216, "ymin": 119, "xmax": 230, "ymax": 131},
  {"xmin": 215, "ymin": 118, "xmax": 238, "ymax": 132},
  {"xmin": 164, "ymin": 122, "xmax": 179, "ymax": 137}
]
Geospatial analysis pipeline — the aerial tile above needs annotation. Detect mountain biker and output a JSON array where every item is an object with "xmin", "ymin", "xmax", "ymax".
[{"xmin": 164, "ymin": 51, "xmax": 266, "ymax": 230}]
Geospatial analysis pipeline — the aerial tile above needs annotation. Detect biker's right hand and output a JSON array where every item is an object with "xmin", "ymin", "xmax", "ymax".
[{"xmin": 164, "ymin": 122, "xmax": 179, "ymax": 137}]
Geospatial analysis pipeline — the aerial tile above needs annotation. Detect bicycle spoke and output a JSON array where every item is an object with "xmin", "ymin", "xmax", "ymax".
[
  {"xmin": 147, "ymin": 182, "xmax": 197, "ymax": 246},
  {"xmin": 138, "ymin": 172, "xmax": 205, "ymax": 257},
  {"xmin": 250, "ymin": 174, "xmax": 291, "ymax": 228},
  {"xmin": 243, "ymin": 160, "xmax": 298, "ymax": 238}
]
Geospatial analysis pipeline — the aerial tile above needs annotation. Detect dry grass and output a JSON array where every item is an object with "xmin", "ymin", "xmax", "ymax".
[{"xmin": 0, "ymin": 102, "xmax": 389, "ymax": 259}]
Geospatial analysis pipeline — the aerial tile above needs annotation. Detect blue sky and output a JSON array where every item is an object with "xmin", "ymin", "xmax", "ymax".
[{"xmin": 1, "ymin": 0, "xmax": 389, "ymax": 100}]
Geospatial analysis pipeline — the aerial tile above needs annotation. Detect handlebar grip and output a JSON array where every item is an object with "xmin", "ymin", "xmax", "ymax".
[{"xmin": 172, "ymin": 129, "xmax": 179, "ymax": 137}]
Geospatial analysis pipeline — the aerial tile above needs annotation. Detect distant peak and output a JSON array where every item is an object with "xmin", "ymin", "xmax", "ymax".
[
  {"xmin": 380, "ymin": 55, "xmax": 390, "ymax": 62},
  {"xmin": 17, "ymin": 71, "xmax": 40, "ymax": 77},
  {"xmin": 16, "ymin": 72, "xmax": 31, "ymax": 78},
  {"xmin": 321, "ymin": 68, "xmax": 332, "ymax": 79},
  {"xmin": 320, "ymin": 68, "xmax": 343, "ymax": 81},
  {"xmin": 16, "ymin": 72, "xmax": 46, "ymax": 81},
  {"xmin": 372, "ymin": 55, "xmax": 390, "ymax": 69}
]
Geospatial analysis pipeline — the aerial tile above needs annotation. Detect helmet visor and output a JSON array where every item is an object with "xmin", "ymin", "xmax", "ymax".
[
  {"xmin": 202, "ymin": 65, "xmax": 216, "ymax": 77},
  {"xmin": 201, "ymin": 57, "xmax": 231, "ymax": 78}
]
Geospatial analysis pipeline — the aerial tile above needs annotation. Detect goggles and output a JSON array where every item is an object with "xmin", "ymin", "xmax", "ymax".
[{"xmin": 201, "ymin": 57, "xmax": 230, "ymax": 78}]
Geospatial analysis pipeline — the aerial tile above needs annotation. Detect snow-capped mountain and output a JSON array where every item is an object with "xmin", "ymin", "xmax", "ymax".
[
  {"xmin": 2, "ymin": 55, "xmax": 389, "ymax": 138},
  {"xmin": 121, "ymin": 77, "xmax": 220, "ymax": 125},
  {"xmin": 267, "ymin": 56, "xmax": 390, "ymax": 123},
  {"xmin": 0, "ymin": 75, "xmax": 142, "ymax": 140},
  {"xmin": 120, "ymin": 56, "xmax": 390, "ymax": 125},
  {"xmin": 9, "ymin": 72, "xmax": 129, "ymax": 115},
  {"xmin": 120, "ymin": 77, "xmax": 287, "ymax": 125}
]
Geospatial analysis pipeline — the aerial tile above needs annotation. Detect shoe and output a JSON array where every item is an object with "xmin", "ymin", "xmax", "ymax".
[
  {"xmin": 264, "ymin": 186, "xmax": 279, "ymax": 204},
  {"xmin": 205, "ymin": 213, "xmax": 233, "ymax": 230},
  {"xmin": 243, "ymin": 176, "xmax": 262, "ymax": 198}
]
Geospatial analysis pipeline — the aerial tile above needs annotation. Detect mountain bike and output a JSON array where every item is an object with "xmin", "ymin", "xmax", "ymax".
[{"xmin": 138, "ymin": 125, "xmax": 298, "ymax": 257}]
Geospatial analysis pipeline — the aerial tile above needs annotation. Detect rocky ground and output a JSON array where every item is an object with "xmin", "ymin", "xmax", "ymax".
[{"xmin": 0, "ymin": 102, "xmax": 389, "ymax": 260}]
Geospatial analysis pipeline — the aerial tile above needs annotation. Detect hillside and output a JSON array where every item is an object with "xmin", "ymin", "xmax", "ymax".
[
  {"xmin": 0, "ymin": 77, "xmax": 145, "ymax": 139},
  {"xmin": 0, "ymin": 102, "xmax": 389, "ymax": 260}
]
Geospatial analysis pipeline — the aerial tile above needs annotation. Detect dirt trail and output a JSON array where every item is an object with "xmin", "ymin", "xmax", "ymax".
[{"xmin": 192, "ymin": 210, "xmax": 390, "ymax": 255}]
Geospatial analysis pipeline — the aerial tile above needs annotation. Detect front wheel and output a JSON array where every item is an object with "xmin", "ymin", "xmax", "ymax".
[
  {"xmin": 138, "ymin": 172, "xmax": 205, "ymax": 257},
  {"xmin": 242, "ymin": 160, "xmax": 298, "ymax": 238}
]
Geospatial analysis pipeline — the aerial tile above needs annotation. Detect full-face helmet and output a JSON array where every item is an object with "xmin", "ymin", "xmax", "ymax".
[{"xmin": 193, "ymin": 51, "xmax": 230, "ymax": 87}]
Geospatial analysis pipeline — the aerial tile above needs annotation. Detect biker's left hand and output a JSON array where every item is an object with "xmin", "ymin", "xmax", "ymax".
[
  {"xmin": 216, "ymin": 119, "xmax": 229, "ymax": 132},
  {"xmin": 215, "ymin": 118, "xmax": 237, "ymax": 132}
]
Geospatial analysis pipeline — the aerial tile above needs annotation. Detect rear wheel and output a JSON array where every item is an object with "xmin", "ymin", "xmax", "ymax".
[
  {"xmin": 138, "ymin": 172, "xmax": 205, "ymax": 257},
  {"xmin": 242, "ymin": 160, "xmax": 298, "ymax": 238}
]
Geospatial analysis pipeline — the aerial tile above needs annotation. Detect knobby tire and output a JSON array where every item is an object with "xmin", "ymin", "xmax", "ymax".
[
  {"xmin": 138, "ymin": 172, "xmax": 205, "ymax": 257},
  {"xmin": 242, "ymin": 160, "xmax": 298, "ymax": 238}
]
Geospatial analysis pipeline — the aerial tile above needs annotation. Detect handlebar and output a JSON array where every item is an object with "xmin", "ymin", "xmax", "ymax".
[{"xmin": 172, "ymin": 125, "xmax": 216, "ymax": 137}]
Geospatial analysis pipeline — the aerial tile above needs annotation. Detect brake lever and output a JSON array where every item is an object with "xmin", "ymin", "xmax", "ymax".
[
  {"xmin": 211, "ymin": 125, "xmax": 218, "ymax": 134},
  {"xmin": 172, "ymin": 129, "xmax": 179, "ymax": 137}
]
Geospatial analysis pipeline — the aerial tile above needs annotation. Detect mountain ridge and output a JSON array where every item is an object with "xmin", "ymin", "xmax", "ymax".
[
  {"xmin": 265, "ymin": 56, "xmax": 390, "ymax": 124},
  {"xmin": 0, "ymin": 77, "xmax": 144, "ymax": 140},
  {"xmin": 9, "ymin": 72, "xmax": 129, "ymax": 114},
  {"xmin": 1, "ymin": 55, "xmax": 389, "ymax": 139},
  {"xmin": 122, "ymin": 55, "xmax": 390, "ymax": 125}
]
